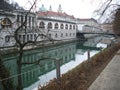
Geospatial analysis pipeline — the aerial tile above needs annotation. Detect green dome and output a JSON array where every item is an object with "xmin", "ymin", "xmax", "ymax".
[{"xmin": 39, "ymin": 4, "xmax": 47, "ymax": 12}]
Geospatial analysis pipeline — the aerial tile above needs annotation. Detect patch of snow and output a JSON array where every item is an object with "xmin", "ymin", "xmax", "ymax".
[{"xmin": 96, "ymin": 43, "xmax": 107, "ymax": 48}]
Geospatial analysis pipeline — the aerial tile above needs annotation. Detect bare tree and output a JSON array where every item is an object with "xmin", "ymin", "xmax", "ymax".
[
  {"xmin": 93, "ymin": 0, "xmax": 117, "ymax": 23},
  {"xmin": 93, "ymin": 0, "xmax": 120, "ymax": 36},
  {"xmin": 14, "ymin": 0, "xmax": 37, "ymax": 89},
  {"xmin": 13, "ymin": 0, "xmax": 55, "ymax": 89},
  {"xmin": 113, "ymin": 8, "xmax": 120, "ymax": 35}
]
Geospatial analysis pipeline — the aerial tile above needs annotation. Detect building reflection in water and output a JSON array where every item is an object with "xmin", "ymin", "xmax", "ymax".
[
  {"xmin": 0, "ymin": 39, "xmax": 101, "ymax": 90},
  {"xmin": 1, "ymin": 42, "xmax": 76, "ymax": 90}
]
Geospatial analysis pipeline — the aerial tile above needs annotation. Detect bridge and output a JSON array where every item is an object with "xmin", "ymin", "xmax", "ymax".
[
  {"xmin": 78, "ymin": 32, "xmax": 119, "ymax": 36},
  {"xmin": 77, "ymin": 30, "xmax": 120, "ymax": 39}
]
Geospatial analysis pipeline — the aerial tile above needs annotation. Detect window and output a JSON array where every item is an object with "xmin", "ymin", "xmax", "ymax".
[
  {"xmin": 30, "ymin": 34, "xmax": 32, "ymax": 40},
  {"xmin": 5, "ymin": 36, "xmax": 10, "ymax": 42},
  {"xmin": 73, "ymin": 25, "xmax": 75, "ymax": 30},
  {"xmin": 21, "ymin": 15, "xmax": 23, "ymax": 24},
  {"xmin": 29, "ymin": 16, "xmax": 31, "ymax": 27},
  {"xmin": 60, "ymin": 24, "xmax": 64, "ymax": 29},
  {"xmin": 17, "ymin": 15, "xmax": 20, "ymax": 22},
  {"xmin": 49, "ymin": 34, "xmax": 51, "ymax": 38},
  {"xmin": 69, "ymin": 25, "xmax": 72, "ymax": 29},
  {"xmin": 32, "ymin": 17, "xmax": 34, "ymax": 27},
  {"xmin": 1, "ymin": 18, "xmax": 12, "ymax": 28},
  {"xmin": 47, "ymin": 22, "xmax": 52, "ymax": 29},
  {"xmin": 61, "ymin": 33, "xmax": 63, "ymax": 37},
  {"xmin": 39, "ymin": 21, "xmax": 45, "ymax": 29},
  {"xmin": 65, "ymin": 24, "xmax": 68, "ymax": 29},
  {"xmin": 55, "ymin": 34, "xmax": 58, "ymax": 38},
  {"xmin": 27, "ymin": 35, "xmax": 29, "ymax": 41},
  {"xmin": 55, "ymin": 23, "xmax": 58, "ymax": 29},
  {"xmin": 34, "ymin": 34, "xmax": 36, "ymax": 40},
  {"xmin": 23, "ymin": 35, "xmax": 25, "ymax": 43},
  {"xmin": 19, "ymin": 35, "xmax": 21, "ymax": 41}
]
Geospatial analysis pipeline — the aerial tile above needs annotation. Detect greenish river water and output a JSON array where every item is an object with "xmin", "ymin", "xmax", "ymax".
[{"xmin": 0, "ymin": 37, "xmax": 103, "ymax": 90}]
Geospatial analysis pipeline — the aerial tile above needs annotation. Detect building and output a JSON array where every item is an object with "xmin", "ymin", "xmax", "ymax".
[
  {"xmin": 0, "ymin": 1, "xmax": 77, "ymax": 48},
  {"xmin": 0, "ymin": 0, "xmax": 37, "ymax": 47},
  {"xmin": 76, "ymin": 18, "xmax": 102, "ymax": 38},
  {"xmin": 77, "ymin": 18, "xmax": 99, "ymax": 27},
  {"xmin": 36, "ymin": 4, "xmax": 76, "ymax": 41},
  {"xmin": 100, "ymin": 23, "xmax": 113, "ymax": 33},
  {"xmin": 76, "ymin": 18, "xmax": 101, "ymax": 32}
]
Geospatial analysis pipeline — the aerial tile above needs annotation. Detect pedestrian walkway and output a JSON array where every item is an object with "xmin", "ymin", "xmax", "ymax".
[{"xmin": 88, "ymin": 49, "xmax": 120, "ymax": 90}]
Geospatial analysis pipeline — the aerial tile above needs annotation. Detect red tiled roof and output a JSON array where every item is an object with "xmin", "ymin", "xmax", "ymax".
[{"xmin": 37, "ymin": 11, "xmax": 75, "ymax": 19}]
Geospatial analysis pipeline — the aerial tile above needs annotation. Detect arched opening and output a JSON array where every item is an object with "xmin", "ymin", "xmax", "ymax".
[
  {"xmin": 60, "ymin": 24, "xmax": 64, "ymax": 29},
  {"xmin": 5, "ymin": 36, "xmax": 10, "ymax": 42},
  {"xmin": 55, "ymin": 33, "xmax": 58, "ymax": 38},
  {"xmin": 69, "ymin": 25, "xmax": 72, "ymax": 29},
  {"xmin": 39, "ymin": 21, "xmax": 45, "ymax": 29},
  {"xmin": 55, "ymin": 23, "xmax": 58, "ymax": 29},
  {"xmin": 65, "ymin": 24, "xmax": 68, "ymax": 29},
  {"xmin": 73, "ymin": 25, "xmax": 75, "ymax": 30},
  {"xmin": 61, "ymin": 33, "xmax": 63, "ymax": 37},
  {"xmin": 47, "ymin": 22, "xmax": 52, "ymax": 29},
  {"xmin": 1, "ymin": 18, "xmax": 12, "ymax": 28},
  {"xmin": 49, "ymin": 33, "xmax": 51, "ymax": 38}
]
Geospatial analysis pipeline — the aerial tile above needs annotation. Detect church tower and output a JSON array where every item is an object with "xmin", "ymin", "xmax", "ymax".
[
  {"xmin": 58, "ymin": 4, "xmax": 62, "ymax": 13},
  {"xmin": 49, "ymin": 5, "xmax": 52, "ymax": 11}
]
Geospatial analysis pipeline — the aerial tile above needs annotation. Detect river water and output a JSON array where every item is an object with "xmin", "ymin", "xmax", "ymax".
[{"xmin": 0, "ymin": 37, "xmax": 104, "ymax": 90}]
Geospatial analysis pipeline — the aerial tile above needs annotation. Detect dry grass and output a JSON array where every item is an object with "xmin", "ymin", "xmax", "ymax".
[{"xmin": 39, "ymin": 43, "xmax": 120, "ymax": 90}]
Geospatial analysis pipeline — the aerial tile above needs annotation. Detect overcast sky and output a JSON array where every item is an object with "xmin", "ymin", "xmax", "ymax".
[{"xmin": 13, "ymin": 0, "xmax": 103, "ymax": 18}]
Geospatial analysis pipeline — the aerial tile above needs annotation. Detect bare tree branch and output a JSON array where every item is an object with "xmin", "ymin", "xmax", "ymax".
[{"xmin": 14, "ymin": 0, "xmax": 38, "ymax": 47}]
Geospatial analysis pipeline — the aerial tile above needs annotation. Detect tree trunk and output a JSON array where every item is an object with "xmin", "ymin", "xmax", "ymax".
[{"xmin": 17, "ymin": 47, "xmax": 23, "ymax": 90}]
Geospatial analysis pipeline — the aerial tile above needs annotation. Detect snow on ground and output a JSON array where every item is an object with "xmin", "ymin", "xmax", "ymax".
[{"xmin": 96, "ymin": 43, "xmax": 107, "ymax": 48}]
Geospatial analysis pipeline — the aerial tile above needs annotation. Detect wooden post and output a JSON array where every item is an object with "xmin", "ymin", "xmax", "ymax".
[
  {"xmin": 88, "ymin": 49, "xmax": 90, "ymax": 60},
  {"xmin": 54, "ymin": 58, "xmax": 61, "ymax": 83}
]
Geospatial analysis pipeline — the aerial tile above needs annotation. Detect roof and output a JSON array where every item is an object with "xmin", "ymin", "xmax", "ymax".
[
  {"xmin": 39, "ymin": 4, "xmax": 47, "ymax": 12},
  {"xmin": 100, "ymin": 23, "xmax": 112, "ymax": 25},
  {"xmin": 0, "ymin": 11, "xmax": 15, "ymax": 16},
  {"xmin": 0, "ymin": 0, "xmax": 16, "ymax": 11},
  {"xmin": 77, "ymin": 18, "xmax": 97, "ymax": 23},
  {"xmin": 77, "ymin": 18, "xmax": 91, "ymax": 21},
  {"xmin": 37, "ymin": 11, "xmax": 76, "ymax": 19}
]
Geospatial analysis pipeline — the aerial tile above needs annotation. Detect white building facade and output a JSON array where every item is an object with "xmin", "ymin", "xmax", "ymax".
[
  {"xmin": 0, "ymin": 2, "xmax": 77, "ymax": 48},
  {"xmin": 0, "ymin": 9, "xmax": 36, "ymax": 47},
  {"xmin": 76, "ymin": 18, "xmax": 102, "ymax": 32},
  {"xmin": 76, "ymin": 18, "xmax": 102, "ymax": 38},
  {"xmin": 37, "ymin": 4, "xmax": 76, "ymax": 41}
]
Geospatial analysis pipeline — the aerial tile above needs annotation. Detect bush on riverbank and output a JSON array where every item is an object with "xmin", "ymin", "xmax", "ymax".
[{"xmin": 39, "ymin": 43, "xmax": 120, "ymax": 90}]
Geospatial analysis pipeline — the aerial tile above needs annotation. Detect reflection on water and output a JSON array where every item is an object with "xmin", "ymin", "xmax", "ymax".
[{"xmin": 0, "ymin": 38, "xmax": 101, "ymax": 90}]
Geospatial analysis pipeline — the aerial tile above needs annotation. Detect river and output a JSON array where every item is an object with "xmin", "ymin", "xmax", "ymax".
[{"xmin": 0, "ymin": 37, "xmax": 104, "ymax": 90}]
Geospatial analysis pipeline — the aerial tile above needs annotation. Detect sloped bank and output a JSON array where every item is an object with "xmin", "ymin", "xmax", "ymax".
[
  {"xmin": 0, "ymin": 39, "xmax": 78, "ymax": 55},
  {"xmin": 38, "ymin": 43, "xmax": 120, "ymax": 90}
]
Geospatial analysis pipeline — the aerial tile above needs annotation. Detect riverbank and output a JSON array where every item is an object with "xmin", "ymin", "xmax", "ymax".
[
  {"xmin": 88, "ymin": 48, "xmax": 120, "ymax": 90},
  {"xmin": 38, "ymin": 43, "xmax": 120, "ymax": 90},
  {"xmin": 0, "ymin": 38, "xmax": 78, "ymax": 55}
]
